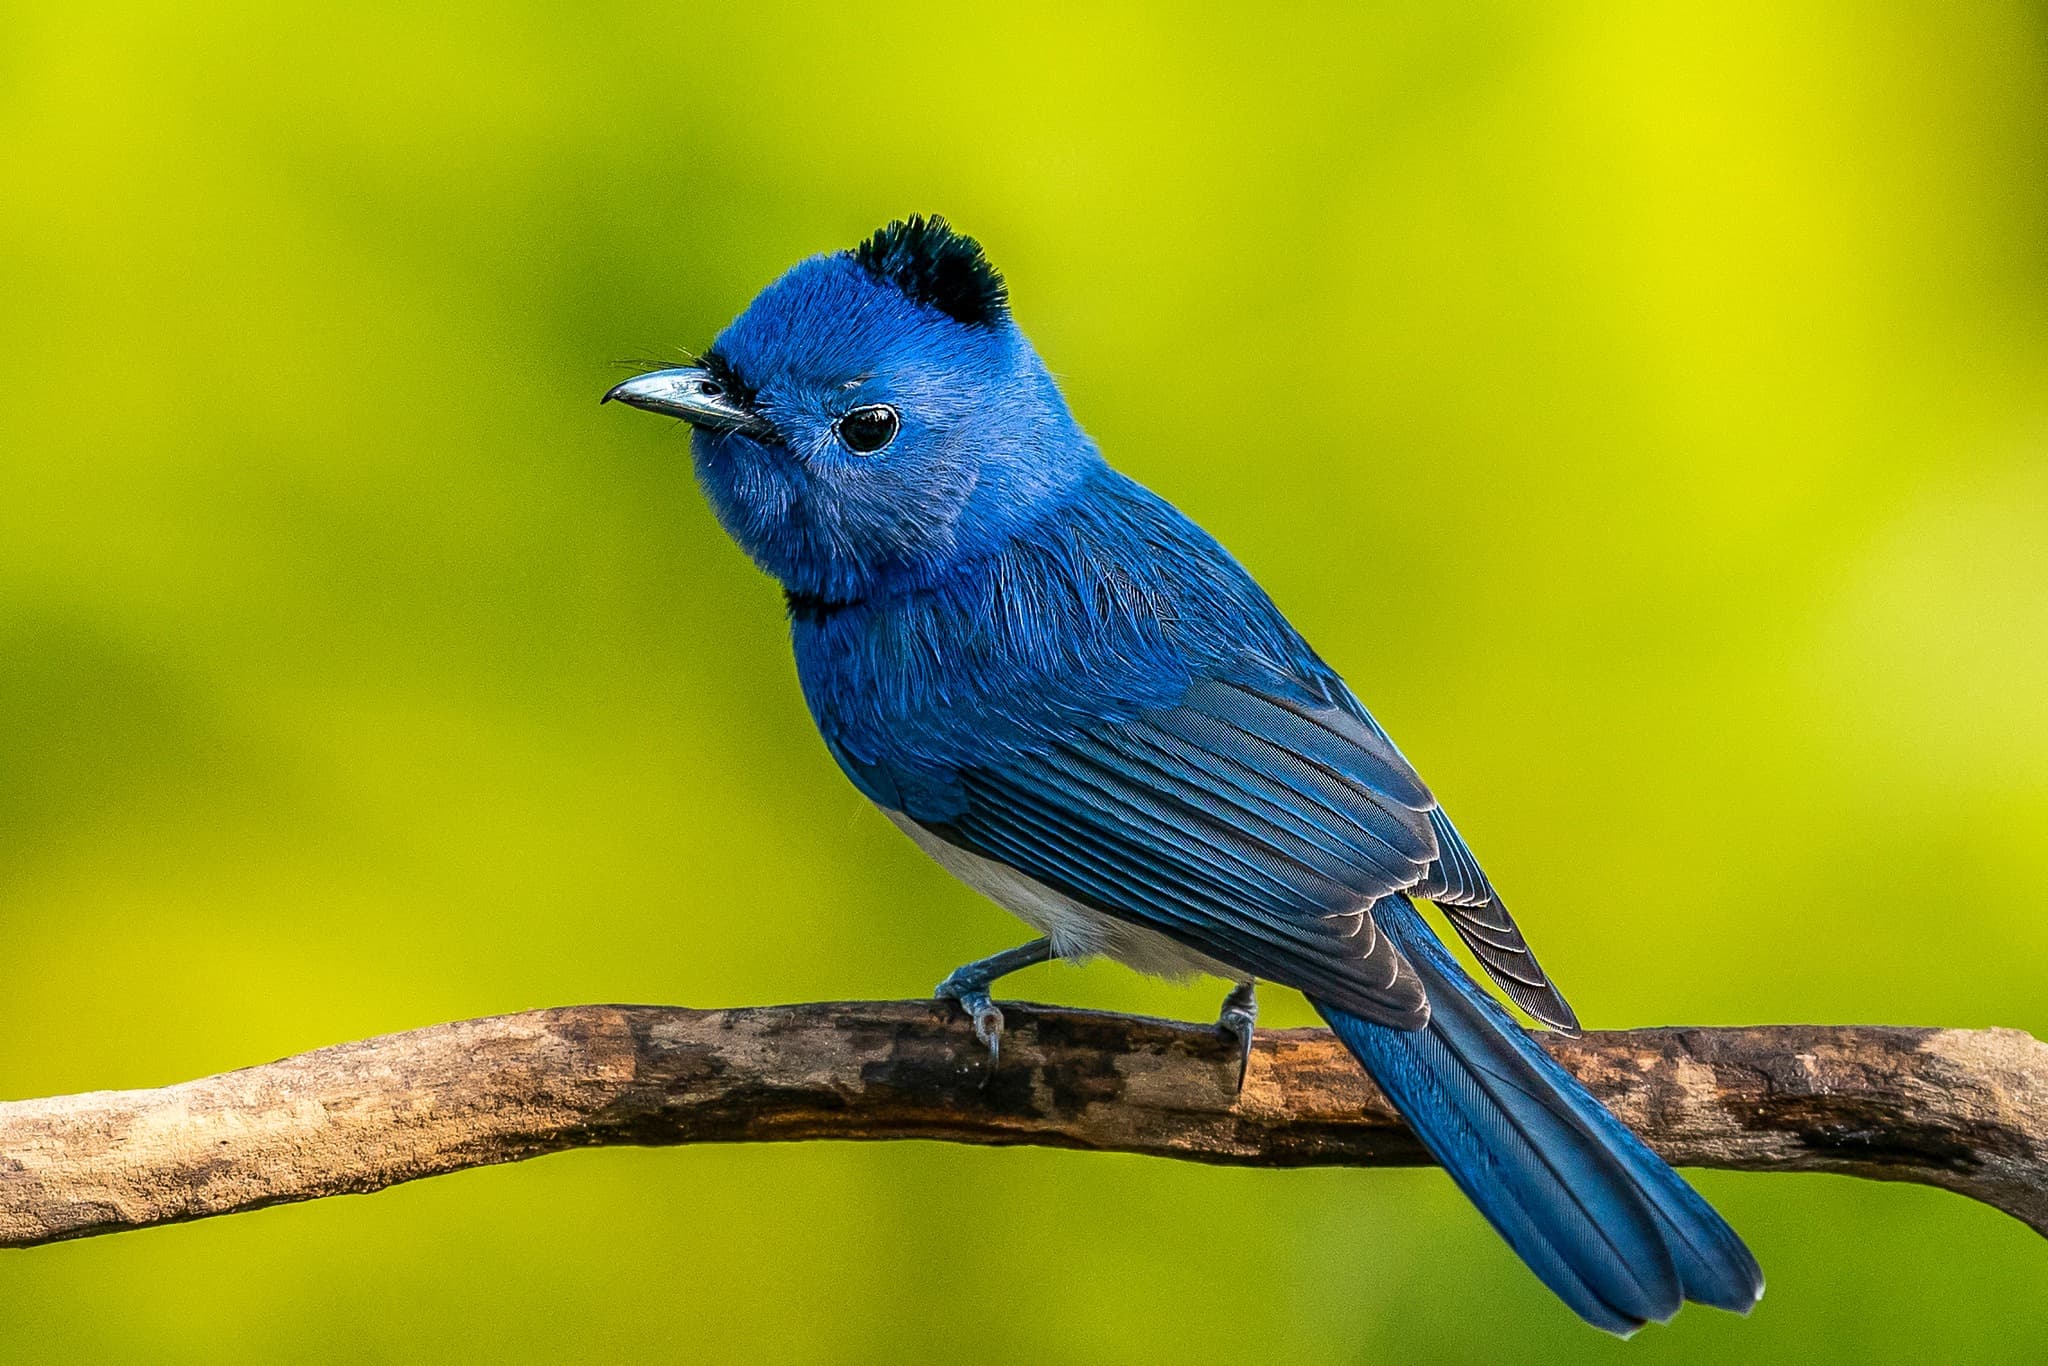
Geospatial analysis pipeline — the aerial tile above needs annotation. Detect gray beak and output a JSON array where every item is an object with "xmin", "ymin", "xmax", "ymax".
[{"xmin": 601, "ymin": 367, "xmax": 774, "ymax": 438}]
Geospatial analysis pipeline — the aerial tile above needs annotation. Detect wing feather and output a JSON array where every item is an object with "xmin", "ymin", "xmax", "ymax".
[
  {"xmin": 1418, "ymin": 806, "xmax": 1580, "ymax": 1030},
  {"xmin": 914, "ymin": 677, "xmax": 1458, "ymax": 1025}
]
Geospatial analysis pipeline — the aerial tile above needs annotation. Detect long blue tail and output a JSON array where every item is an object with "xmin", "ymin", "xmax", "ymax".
[{"xmin": 1315, "ymin": 897, "xmax": 1763, "ymax": 1335}]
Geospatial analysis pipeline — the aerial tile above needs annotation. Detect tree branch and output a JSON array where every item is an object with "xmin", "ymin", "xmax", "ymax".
[{"xmin": 3, "ymin": 1003, "xmax": 2044, "ymax": 1249}]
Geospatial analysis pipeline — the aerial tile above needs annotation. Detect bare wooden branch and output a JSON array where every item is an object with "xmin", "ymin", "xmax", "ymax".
[{"xmin": 3, "ymin": 1003, "xmax": 2044, "ymax": 1249}]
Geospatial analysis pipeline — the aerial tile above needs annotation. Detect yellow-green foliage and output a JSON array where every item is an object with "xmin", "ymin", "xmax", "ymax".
[{"xmin": 2, "ymin": 4, "xmax": 2044, "ymax": 1361}]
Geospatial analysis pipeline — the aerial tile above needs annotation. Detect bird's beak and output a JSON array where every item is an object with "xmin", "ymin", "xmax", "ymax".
[{"xmin": 601, "ymin": 367, "xmax": 774, "ymax": 438}]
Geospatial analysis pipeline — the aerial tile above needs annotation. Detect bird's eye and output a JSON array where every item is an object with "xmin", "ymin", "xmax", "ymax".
[{"xmin": 837, "ymin": 404, "xmax": 899, "ymax": 455}]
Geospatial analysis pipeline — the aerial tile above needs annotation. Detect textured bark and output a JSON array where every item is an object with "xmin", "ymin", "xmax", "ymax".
[{"xmin": 2, "ymin": 1003, "xmax": 2044, "ymax": 1249}]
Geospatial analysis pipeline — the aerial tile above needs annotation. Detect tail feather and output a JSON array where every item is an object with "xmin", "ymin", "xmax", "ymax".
[{"xmin": 1315, "ymin": 897, "xmax": 1763, "ymax": 1334}]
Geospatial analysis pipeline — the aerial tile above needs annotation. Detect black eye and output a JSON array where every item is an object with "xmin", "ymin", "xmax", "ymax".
[{"xmin": 837, "ymin": 404, "xmax": 899, "ymax": 454}]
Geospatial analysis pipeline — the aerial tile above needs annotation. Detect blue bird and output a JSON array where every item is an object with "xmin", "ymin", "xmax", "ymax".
[{"xmin": 604, "ymin": 216, "xmax": 1763, "ymax": 1334}]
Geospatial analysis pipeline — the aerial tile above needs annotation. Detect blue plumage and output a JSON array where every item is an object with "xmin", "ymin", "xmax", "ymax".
[
  {"xmin": 604, "ymin": 215, "xmax": 1763, "ymax": 1334},
  {"xmin": 1323, "ymin": 898, "xmax": 1762, "ymax": 1332}
]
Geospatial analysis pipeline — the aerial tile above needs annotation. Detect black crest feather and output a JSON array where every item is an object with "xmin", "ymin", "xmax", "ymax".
[{"xmin": 850, "ymin": 215, "xmax": 1007, "ymax": 327}]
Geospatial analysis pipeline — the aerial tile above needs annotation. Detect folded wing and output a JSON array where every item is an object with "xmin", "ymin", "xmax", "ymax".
[{"xmin": 914, "ymin": 677, "xmax": 1443, "ymax": 1024}]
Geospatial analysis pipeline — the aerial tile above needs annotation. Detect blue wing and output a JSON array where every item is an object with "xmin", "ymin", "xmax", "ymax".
[
  {"xmin": 804, "ymin": 468, "xmax": 1577, "ymax": 1028},
  {"xmin": 837, "ymin": 662, "xmax": 1578, "ymax": 1029},
  {"xmin": 910, "ymin": 675, "xmax": 1441, "ymax": 1025}
]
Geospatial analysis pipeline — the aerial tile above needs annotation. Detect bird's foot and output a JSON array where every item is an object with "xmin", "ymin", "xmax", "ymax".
[
  {"xmin": 931, "ymin": 938, "xmax": 1053, "ymax": 1077},
  {"xmin": 1217, "ymin": 980, "xmax": 1258, "ymax": 1093},
  {"xmin": 934, "ymin": 970, "xmax": 1007, "ymax": 1069}
]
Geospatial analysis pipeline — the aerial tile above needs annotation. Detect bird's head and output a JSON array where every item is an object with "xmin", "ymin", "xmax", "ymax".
[{"xmin": 606, "ymin": 217, "xmax": 1098, "ymax": 605}]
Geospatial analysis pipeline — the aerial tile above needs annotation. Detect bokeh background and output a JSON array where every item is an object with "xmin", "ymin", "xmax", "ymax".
[{"xmin": 4, "ymin": 3, "xmax": 2046, "ymax": 1361}]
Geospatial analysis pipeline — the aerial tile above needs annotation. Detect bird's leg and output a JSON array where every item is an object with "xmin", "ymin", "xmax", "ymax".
[
  {"xmin": 933, "ymin": 938, "xmax": 1054, "ymax": 1069},
  {"xmin": 1217, "ymin": 979, "xmax": 1259, "ymax": 1092}
]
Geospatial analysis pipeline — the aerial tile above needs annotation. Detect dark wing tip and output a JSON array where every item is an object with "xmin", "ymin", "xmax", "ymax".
[
  {"xmin": 1512, "ymin": 980, "xmax": 1582, "ymax": 1034},
  {"xmin": 1434, "ymin": 892, "xmax": 1583, "ymax": 1032}
]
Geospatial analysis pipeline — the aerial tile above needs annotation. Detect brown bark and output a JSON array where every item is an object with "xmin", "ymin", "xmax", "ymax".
[{"xmin": 3, "ymin": 1002, "xmax": 2044, "ymax": 1248}]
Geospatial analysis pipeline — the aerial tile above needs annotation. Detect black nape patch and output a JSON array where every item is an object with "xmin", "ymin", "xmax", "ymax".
[
  {"xmin": 785, "ymin": 588, "xmax": 859, "ymax": 624},
  {"xmin": 850, "ymin": 215, "xmax": 1008, "ymax": 327}
]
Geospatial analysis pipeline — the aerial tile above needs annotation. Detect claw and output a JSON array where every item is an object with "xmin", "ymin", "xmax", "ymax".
[
  {"xmin": 969, "ymin": 1000, "xmax": 1006, "ymax": 1067},
  {"xmin": 935, "ymin": 973, "xmax": 1007, "ymax": 1076},
  {"xmin": 932, "ymin": 939, "xmax": 1052, "ymax": 1083},
  {"xmin": 1217, "ymin": 981, "xmax": 1258, "ymax": 1094}
]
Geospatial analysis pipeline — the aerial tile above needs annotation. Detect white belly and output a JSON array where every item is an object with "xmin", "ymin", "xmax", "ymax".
[{"xmin": 887, "ymin": 811, "xmax": 1241, "ymax": 983}]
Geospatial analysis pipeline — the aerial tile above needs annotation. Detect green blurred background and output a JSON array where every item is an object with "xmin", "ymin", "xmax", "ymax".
[{"xmin": 3, "ymin": 3, "xmax": 2045, "ymax": 1361}]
